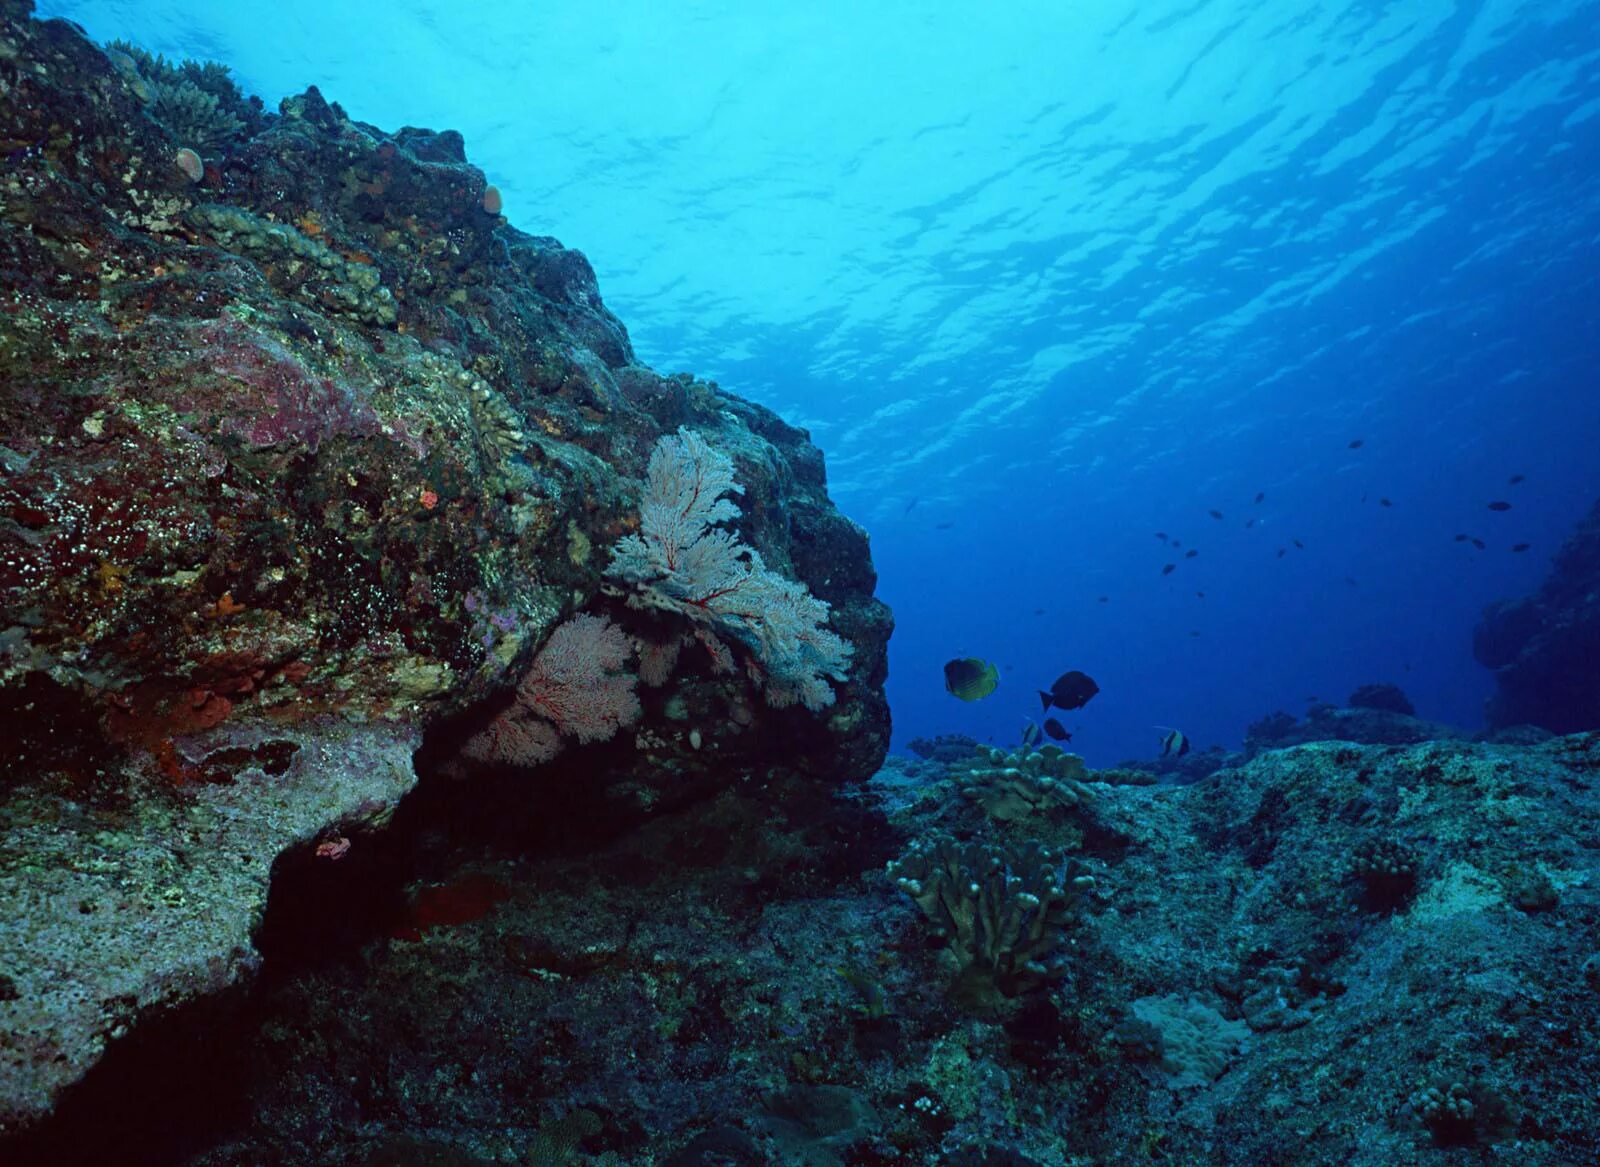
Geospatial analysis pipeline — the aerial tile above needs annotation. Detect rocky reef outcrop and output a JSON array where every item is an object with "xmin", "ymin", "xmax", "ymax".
[
  {"xmin": 1243, "ymin": 691, "xmax": 1465, "ymax": 756},
  {"xmin": 1475, "ymin": 498, "xmax": 1600, "ymax": 733},
  {"xmin": 0, "ymin": 1, "xmax": 889, "ymax": 1135},
  {"xmin": 8, "ymin": 719, "xmax": 1597, "ymax": 1165}
]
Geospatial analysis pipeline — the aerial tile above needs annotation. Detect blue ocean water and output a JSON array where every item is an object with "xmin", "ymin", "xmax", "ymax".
[{"xmin": 43, "ymin": 0, "xmax": 1600, "ymax": 765}]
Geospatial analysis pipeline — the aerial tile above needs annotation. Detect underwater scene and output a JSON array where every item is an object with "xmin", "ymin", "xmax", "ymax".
[{"xmin": 2, "ymin": 0, "xmax": 1599, "ymax": 1163}]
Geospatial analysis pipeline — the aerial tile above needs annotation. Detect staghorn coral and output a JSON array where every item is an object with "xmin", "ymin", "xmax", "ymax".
[
  {"xmin": 887, "ymin": 833, "xmax": 1095, "ymax": 1002},
  {"xmin": 105, "ymin": 40, "xmax": 247, "ymax": 151}
]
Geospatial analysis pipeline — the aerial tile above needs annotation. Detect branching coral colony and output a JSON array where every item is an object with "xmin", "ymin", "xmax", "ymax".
[{"xmin": 466, "ymin": 429, "xmax": 853, "ymax": 766}]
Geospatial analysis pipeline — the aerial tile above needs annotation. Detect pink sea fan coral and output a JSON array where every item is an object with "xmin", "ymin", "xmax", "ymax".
[{"xmin": 462, "ymin": 614, "xmax": 640, "ymax": 766}]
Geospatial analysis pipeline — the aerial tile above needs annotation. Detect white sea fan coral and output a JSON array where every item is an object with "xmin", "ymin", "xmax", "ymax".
[{"xmin": 606, "ymin": 428, "xmax": 852, "ymax": 710}]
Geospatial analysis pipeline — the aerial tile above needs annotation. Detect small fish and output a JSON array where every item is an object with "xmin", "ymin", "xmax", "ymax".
[
  {"xmin": 1453, "ymin": 533, "xmax": 1470, "ymax": 542},
  {"xmin": 1511, "ymin": 543, "xmax": 1531, "ymax": 552},
  {"xmin": 1155, "ymin": 531, "xmax": 1169, "ymax": 542},
  {"xmin": 1020, "ymin": 721, "xmax": 1044, "ymax": 750},
  {"xmin": 1305, "ymin": 695, "xmax": 1320, "ymax": 703},
  {"xmin": 1379, "ymin": 498, "xmax": 1393, "ymax": 507},
  {"xmin": 1254, "ymin": 492, "xmax": 1265, "ymax": 503},
  {"xmin": 1042, "ymin": 717, "xmax": 1071, "ymax": 743},
  {"xmin": 1172, "ymin": 539, "xmax": 1182, "ymax": 548},
  {"xmin": 1471, "ymin": 538, "xmax": 1486, "ymax": 550},
  {"xmin": 1487, "ymin": 501, "xmax": 1511, "ymax": 511},
  {"xmin": 1195, "ymin": 591, "xmax": 1205, "ymax": 599},
  {"xmin": 1277, "ymin": 548, "xmax": 1287, "ymax": 558},
  {"xmin": 1508, "ymin": 474, "xmax": 1525, "ymax": 485},
  {"xmin": 944, "ymin": 657, "xmax": 999, "ymax": 701},
  {"xmin": 935, "ymin": 521, "xmax": 954, "ymax": 529},
  {"xmin": 903, "ymin": 498, "xmax": 919, "ymax": 515},
  {"xmin": 1097, "ymin": 595, "xmax": 1109, "ymax": 603},
  {"xmin": 1349, "ymin": 439, "xmax": 1364, "ymax": 449},
  {"xmin": 1245, "ymin": 518, "xmax": 1256, "ymax": 528},
  {"xmin": 1361, "ymin": 492, "xmax": 1369, "ymax": 503},
  {"xmin": 1033, "ymin": 607, "xmax": 1045, "ymax": 616},
  {"xmin": 1188, "ymin": 630, "xmax": 1200, "ymax": 637},
  {"xmin": 1039, "ymin": 670, "xmax": 1099, "ymax": 713},
  {"xmin": 1208, "ymin": 509, "xmax": 1223, "ymax": 520},
  {"xmin": 1292, "ymin": 538, "xmax": 1304, "ymax": 549},
  {"xmin": 1156, "ymin": 727, "xmax": 1190, "ymax": 758},
  {"xmin": 1345, "ymin": 576, "xmax": 1359, "ymax": 586},
  {"xmin": 1184, "ymin": 549, "xmax": 1198, "ymax": 559},
  {"xmin": 1162, "ymin": 563, "xmax": 1176, "ymax": 575}
]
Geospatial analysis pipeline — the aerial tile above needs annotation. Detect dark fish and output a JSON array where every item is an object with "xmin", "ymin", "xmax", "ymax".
[
  {"xmin": 1245, "ymin": 518, "xmax": 1256, "ymax": 528},
  {"xmin": 1208, "ymin": 509, "xmax": 1223, "ymax": 520},
  {"xmin": 1039, "ymin": 670, "xmax": 1099, "ymax": 713},
  {"xmin": 1162, "ymin": 563, "xmax": 1176, "ymax": 575},
  {"xmin": 1453, "ymin": 533, "xmax": 1470, "ymax": 542},
  {"xmin": 1345, "ymin": 576, "xmax": 1359, "ymax": 586},
  {"xmin": 1020, "ymin": 721, "xmax": 1044, "ymax": 750},
  {"xmin": 1157, "ymin": 727, "xmax": 1190, "ymax": 757},
  {"xmin": 1471, "ymin": 538, "xmax": 1486, "ymax": 550},
  {"xmin": 1487, "ymin": 501, "xmax": 1511, "ymax": 511},
  {"xmin": 903, "ymin": 498, "xmax": 919, "ymax": 515},
  {"xmin": 944, "ymin": 657, "xmax": 999, "ymax": 701},
  {"xmin": 1305, "ymin": 695, "xmax": 1319, "ymax": 703},
  {"xmin": 1511, "ymin": 543, "xmax": 1531, "ymax": 552},
  {"xmin": 1277, "ymin": 548, "xmax": 1287, "ymax": 558},
  {"xmin": 1033, "ymin": 607, "xmax": 1045, "ymax": 616},
  {"xmin": 1189, "ymin": 630, "xmax": 1200, "ymax": 637},
  {"xmin": 1292, "ymin": 539, "xmax": 1304, "ymax": 548},
  {"xmin": 1043, "ymin": 717, "xmax": 1071, "ymax": 742},
  {"xmin": 1172, "ymin": 539, "xmax": 1182, "ymax": 548},
  {"xmin": 935, "ymin": 521, "xmax": 954, "ymax": 529},
  {"xmin": 1184, "ymin": 549, "xmax": 1198, "ymax": 559},
  {"xmin": 1097, "ymin": 595, "xmax": 1109, "ymax": 603},
  {"xmin": 1379, "ymin": 498, "xmax": 1393, "ymax": 507},
  {"xmin": 1254, "ymin": 492, "xmax": 1265, "ymax": 503},
  {"xmin": 1155, "ymin": 531, "xmax": 1168, "ymax": 542},
  {"xmin": 1361, "ymin": 492, "xmax": 1368, "ymax": 503},
  {"xmin": 1349, "ymin": 439, "xmax": 1364, "ymax": 448},
  {"xmin": 1195, "ymin": 591, "xmax": 1205, "ymax": 599},
  {"xmin": 1508, "ymin": 474, "xmax": 1525, "ymax": 485}
]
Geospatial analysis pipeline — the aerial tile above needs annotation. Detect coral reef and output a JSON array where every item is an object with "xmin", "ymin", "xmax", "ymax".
[
  {"xmin": 6, "ymin": 726, "xmax": 1594, "ymax": 1166},
  {"xmin": 0, "ymin": 3, "xmax": 888, "ymax": 1134},
  {"xmin": 1475, "ymin": 498, "xmax": 1600, "ymax": 733}
]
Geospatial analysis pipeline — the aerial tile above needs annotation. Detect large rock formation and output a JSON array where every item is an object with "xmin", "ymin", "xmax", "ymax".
[
  {"xmin": 1474, "ymin": 499, "xmax": 1600, "ymax": 733},
  {"xmin": 0, "ymin": 1, "xmax": 889, "ymax": 1134}
]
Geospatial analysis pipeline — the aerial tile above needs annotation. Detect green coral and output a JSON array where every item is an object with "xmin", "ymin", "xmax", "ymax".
[
  {"xmin": 105, "ymin": 40, "xmax": 246, "ymax": 151},
  {"xmin": 888, "ymin": 833, "xmax": 1095, "ymax": 1004},
  {"xmin": 957, "ymin": 744, "xmax": 1095, "ymax": 822}
]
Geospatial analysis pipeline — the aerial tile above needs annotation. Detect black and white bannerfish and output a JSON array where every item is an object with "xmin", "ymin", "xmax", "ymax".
[
  {"xmin": 1020, "ymin": 721, "xmax": 1044, "ymax": 751},
  {"xmin": 1156, "ymin": 726, "xmax": 1190, "ymax": 758}
]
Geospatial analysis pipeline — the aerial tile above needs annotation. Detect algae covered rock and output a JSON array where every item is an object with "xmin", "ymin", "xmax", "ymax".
[{"xmin": 0, "ymin": 3, "xmax": 889, "ymax": 1133}]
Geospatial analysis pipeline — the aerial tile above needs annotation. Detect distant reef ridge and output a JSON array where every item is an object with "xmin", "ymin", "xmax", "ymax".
[
  {"xmin": 1474, "ymin": 497, "xmax": 1600, "ymax": 733},
  {"xmin": 0, "ymin": 1, "xmax": 889, "ymax": 1136}
]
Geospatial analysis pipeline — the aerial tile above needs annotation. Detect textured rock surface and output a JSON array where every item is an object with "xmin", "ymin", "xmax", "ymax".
[
  {"xmin": 1475, "ymin": 498, "xmax": 1600, "ymax": 733},
  {"xmin": 8, "ymin": 729, "xmax": 1595, "ymax": 1166},
  {"xmin": 0, "ymin": 1, "xmax": 889, "ymax": 1133}
]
